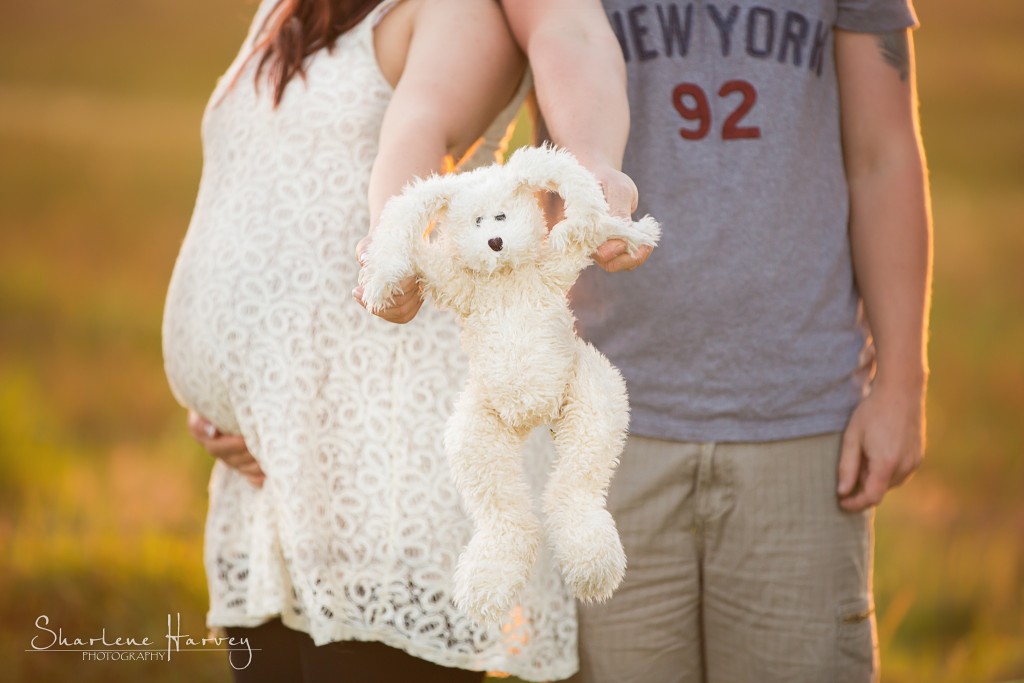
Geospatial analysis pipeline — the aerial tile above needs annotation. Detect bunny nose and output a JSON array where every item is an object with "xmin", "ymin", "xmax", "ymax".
[{"xmin": 488, "ymin": 237, "xmax": 504, "ymax": 252}]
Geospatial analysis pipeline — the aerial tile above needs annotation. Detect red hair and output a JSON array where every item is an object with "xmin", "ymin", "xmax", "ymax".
[{"xmin": 255, "ymin": 0, "xmax": 385, "ymax": 105}]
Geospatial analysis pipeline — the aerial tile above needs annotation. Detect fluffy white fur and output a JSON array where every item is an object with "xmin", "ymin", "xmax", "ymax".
[{"xmin": 359, "ymin": 145, "xmax": 661, "ymax": 624}]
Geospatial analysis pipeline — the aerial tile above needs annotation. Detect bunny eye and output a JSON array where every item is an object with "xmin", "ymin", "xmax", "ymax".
[
  {"xmin": 475, "ymin": 216, "xmax": 482, "ymax": 226},
  {"xmin": 494, "ymin": 213, "xmax": 506, "ymax": 221}
]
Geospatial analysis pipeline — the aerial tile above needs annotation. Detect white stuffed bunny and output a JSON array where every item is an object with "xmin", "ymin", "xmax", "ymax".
[{"xmin": 359, "ymin": 145, "xmax": 660, "ymax": 624}]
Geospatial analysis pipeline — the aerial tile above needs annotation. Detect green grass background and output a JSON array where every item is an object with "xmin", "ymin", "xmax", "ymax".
[{"xmin": 1, "ymin": 0, "xmax": 1022, "ymax": 681}]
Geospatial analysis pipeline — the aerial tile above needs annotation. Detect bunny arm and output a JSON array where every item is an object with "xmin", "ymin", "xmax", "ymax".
[
  {"xmin": 504, "ymin": 146, "xmax": 611, "ymax": 230},
  {"xmin": 414, "ymin": 241, "xmax": 478, "ymax": 317},
  {"xmin": 505, "ymin": 145, "xmax": 661, "ymax": 283},
  {"xmin": 602, "ymin": 214, "xmax": 662, "ymax": 254},
  {"xmin": 539, "ymin": 230, "xmax": 597, "ymax": 292},
  {"xmin": 359, "ymin": 175, "xmax": 455, "ymax": 313},
  {"xmin": 541, "ymin": 213, "xmax": 662, "ymax": 289}
]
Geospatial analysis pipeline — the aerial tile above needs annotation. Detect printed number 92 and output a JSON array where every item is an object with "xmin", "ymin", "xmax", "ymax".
[{"xmin": 672, "ymin": 80, "xmax": 761, "ymax": 141}]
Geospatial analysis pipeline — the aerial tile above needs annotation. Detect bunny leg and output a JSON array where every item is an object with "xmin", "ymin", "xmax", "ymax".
[
  {"xmin": 545, "ymin": 340, "xmax": 629, "ymax": 604},
  {"xmin": 445, "ymin": 385, "xmax": 542, "ymax": 625}
]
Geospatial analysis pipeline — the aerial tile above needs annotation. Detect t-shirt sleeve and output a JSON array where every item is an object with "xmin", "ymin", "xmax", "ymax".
[{"xmin": 835, "ymin": 0, "xmax": 919, "ymax": 32}]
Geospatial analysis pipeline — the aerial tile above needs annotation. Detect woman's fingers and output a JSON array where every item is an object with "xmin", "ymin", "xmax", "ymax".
[{"xmin": 186, "ymin": 411, "xmax": 264, "ymax": 488}]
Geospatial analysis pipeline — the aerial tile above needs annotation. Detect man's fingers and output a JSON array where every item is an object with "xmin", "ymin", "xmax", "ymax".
[
  {"xmin": 840, "ymin": 440, "xmax": 900, "ymax": 511},
  {"xmin": 601, "ymin": 255, "xmax": 637, "ymax": 273},
  {"xmin": 595, "ymin": 244, "xmax": 653, "ymax": 273},
  {"xmin": 862, "ymin": 477, "xmax": 888, "ymax": 509},
  {"xmin": 836, "ymin": 428, "xmax": 863, "ymax": 497},
  {"xmin": 612, "ymin": 245, "xmax": 652, "ymax": 270},
  {"xmin": 593, "ymin": 239, "xmax": 627, "ymax": 264},
  {"xmin": 840, "ymin": 468, "xmax": 891, "ymax": 511},
  {"xmin": 890, "ymin": 451, "xmax": 922, "ymax": 487}
]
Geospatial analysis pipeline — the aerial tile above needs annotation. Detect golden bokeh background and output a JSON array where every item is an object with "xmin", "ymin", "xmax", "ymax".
[{"xmin": 1, "ymin": 1, "xmax": 1021, "ymax": 681}]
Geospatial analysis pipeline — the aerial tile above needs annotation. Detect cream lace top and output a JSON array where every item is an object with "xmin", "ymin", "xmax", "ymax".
[{"xmin": 161, "ymin": 1, "xmax": 576, "ymax": 679}]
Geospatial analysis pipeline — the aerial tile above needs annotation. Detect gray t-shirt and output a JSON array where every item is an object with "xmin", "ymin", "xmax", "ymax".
[{"xmin": 574, "ymin": 0, "xmax": 918, "ymax": 442}]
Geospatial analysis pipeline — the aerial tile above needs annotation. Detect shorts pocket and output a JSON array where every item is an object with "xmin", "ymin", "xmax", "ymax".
[{"xmin": 834, "ymin": 595, "xmax": 878, "ymax": 683}]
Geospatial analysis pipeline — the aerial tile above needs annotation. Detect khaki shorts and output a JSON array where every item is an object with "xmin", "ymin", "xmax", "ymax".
[{"xmin": 571, "ymin": 433, "xmax": 876, "ymax": 683}]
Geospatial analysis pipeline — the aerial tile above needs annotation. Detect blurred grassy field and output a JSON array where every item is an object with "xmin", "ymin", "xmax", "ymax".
[{"xmin": 1, "ymin": 0, "xmax": 1022, "ymax": 681}]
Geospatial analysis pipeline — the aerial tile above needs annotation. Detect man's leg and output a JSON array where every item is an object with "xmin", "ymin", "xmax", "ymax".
[
  {"xmin": 573, "ymin": 436, "xmax": 704, "ymax": 683},
  {"xmin": 701, "ymin": 433, "xmax": 877, "ymax": 683}
]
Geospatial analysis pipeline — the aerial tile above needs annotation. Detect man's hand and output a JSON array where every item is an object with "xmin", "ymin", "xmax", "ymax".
[
  {"xmin": 187, "ymin": 410, "xmax": 265, "ymax": 488},
  {"xmin": 836, "ymin": 379, "xmax": 926, "ymax": 511},
  {"xmin": 592, "ymin": 239, "xmax": 654, "ymax": 272},
  {"xmin": 587, "ymin": 164, "xmax": 653, "ymax": 272},
  {"xmin": 352, "ymin": 234, "xmax": 424, "ymax": 324}
]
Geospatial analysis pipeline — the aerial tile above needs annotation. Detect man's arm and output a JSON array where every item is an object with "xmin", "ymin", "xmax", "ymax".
[
  {"xmin": 502, "ymin": 0, "xmax": 651, "ymax": 272},
  {"xmin": 834, "ymin": 28, "xmax": 933, "ymax": 511}
]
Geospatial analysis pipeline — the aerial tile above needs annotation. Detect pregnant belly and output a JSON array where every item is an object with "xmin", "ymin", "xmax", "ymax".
[
  {"xmin": 161, "ymin": 224, "xmax": 324, "ymax": 432},
  {"xmin": 162, "ymin": 250, "xmax": 241, "ymax": 433}
]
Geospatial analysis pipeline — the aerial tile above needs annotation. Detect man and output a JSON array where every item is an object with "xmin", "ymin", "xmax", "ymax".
[{"xmin": 501, "ymin": 0, "xmax": 931, "ymax": 681}]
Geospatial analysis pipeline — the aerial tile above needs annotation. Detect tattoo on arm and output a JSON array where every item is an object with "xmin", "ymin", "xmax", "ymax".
[{"xmin": 876, "ymin": 31, "xmax": 909, "ymax": 82}]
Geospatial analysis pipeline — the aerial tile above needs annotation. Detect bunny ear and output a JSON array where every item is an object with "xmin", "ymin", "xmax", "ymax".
[
  {"xmin": 359, "ymin": 174, "xmax": 453, "ymax": 313},
  {"xmin": 504, "ymin": 144, "xmax": 609, "ymax": 224}
]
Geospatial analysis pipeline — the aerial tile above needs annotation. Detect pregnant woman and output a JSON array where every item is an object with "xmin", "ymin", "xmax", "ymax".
[{"xmin": 161, "ymin": 0, "xmax": 575, "ymax": 680}]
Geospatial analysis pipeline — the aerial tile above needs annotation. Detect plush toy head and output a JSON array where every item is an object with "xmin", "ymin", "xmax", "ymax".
[{"xmin": 437, "ymin": 175, "xmax": 549, "ymax": 275}]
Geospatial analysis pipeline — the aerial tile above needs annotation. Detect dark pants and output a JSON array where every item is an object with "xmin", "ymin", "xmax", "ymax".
[{"xmin": 226, "ymin": 619, "xmax": 486, "ymax": 683}]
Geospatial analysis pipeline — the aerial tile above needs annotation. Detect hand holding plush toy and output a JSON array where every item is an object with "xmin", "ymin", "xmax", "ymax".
[{"xmin": 359, "ymin": 145, "xmax": 660, "ymax": 624}]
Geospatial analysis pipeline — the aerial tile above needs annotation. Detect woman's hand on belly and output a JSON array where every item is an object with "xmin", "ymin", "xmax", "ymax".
[{"xmin": 188, "ymin": 410, "xmax": 265, "ymax": 488}]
